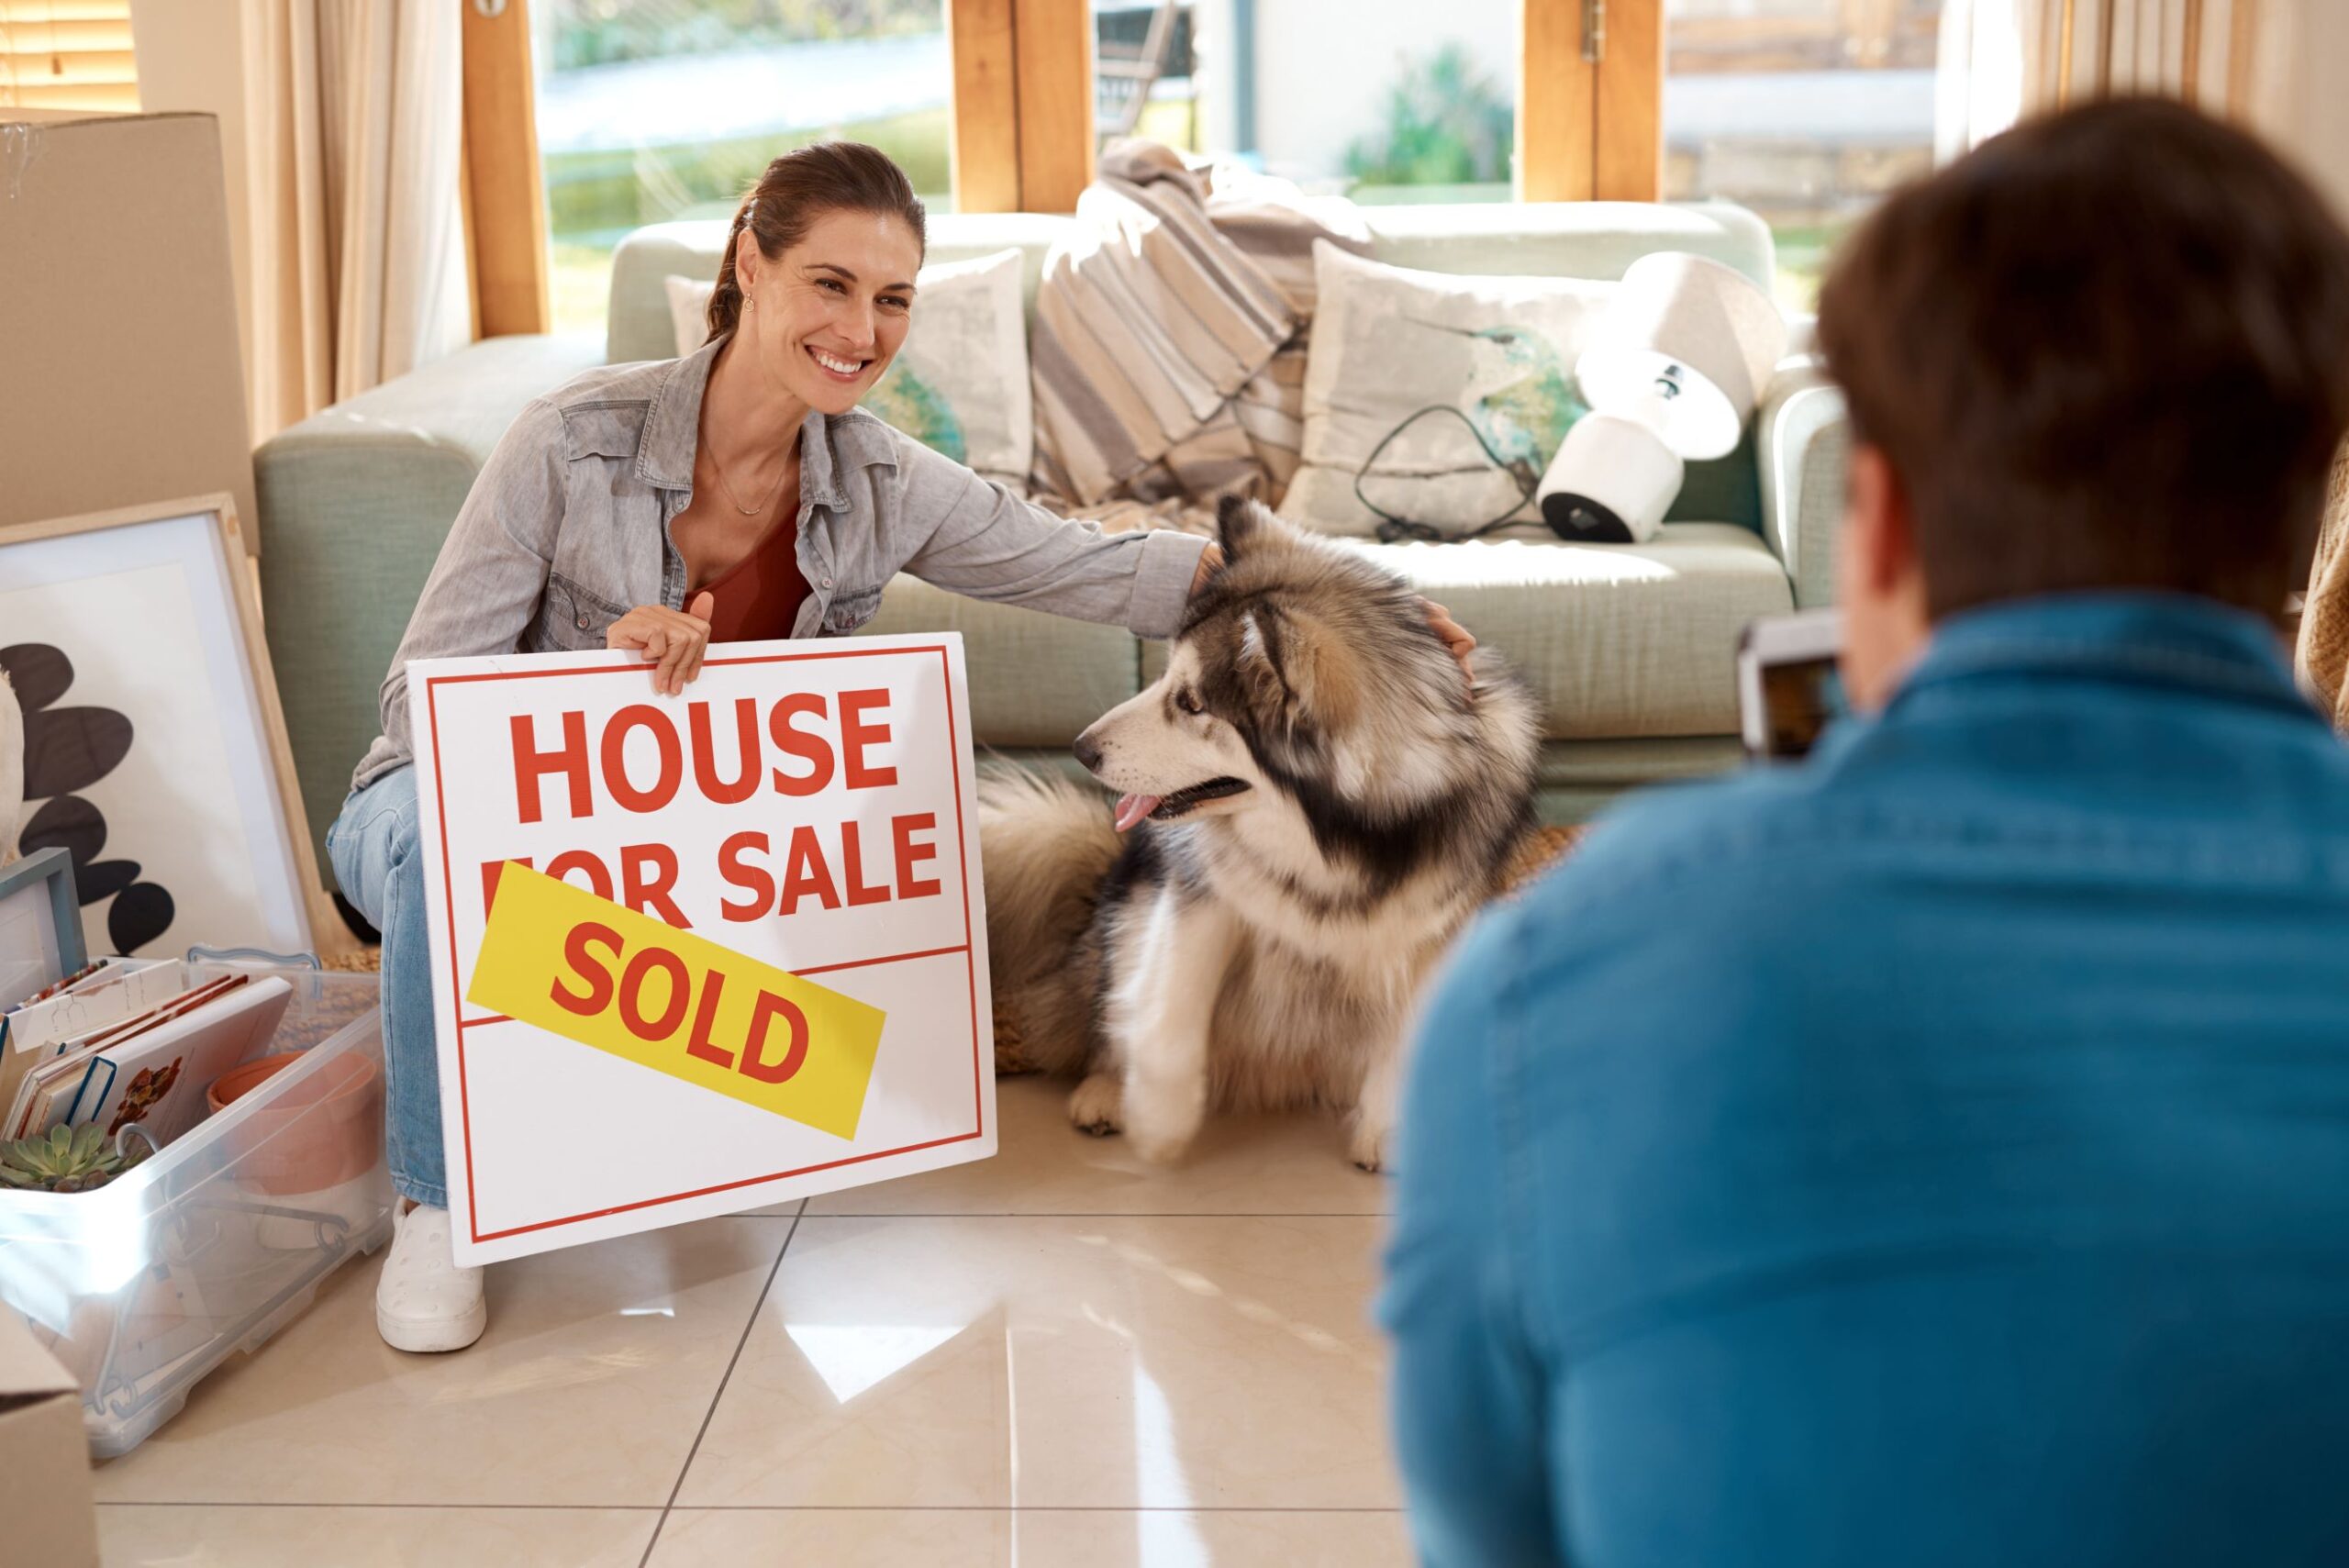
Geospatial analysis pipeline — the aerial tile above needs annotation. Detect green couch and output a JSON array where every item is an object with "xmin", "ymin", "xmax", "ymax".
[{"xmin": 254, "ymin": 201, "xmax": 1849, "ymax": 887}]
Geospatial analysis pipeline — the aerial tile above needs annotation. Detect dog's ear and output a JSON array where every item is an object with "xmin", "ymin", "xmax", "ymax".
[
  {"xmin": 1231, "ymin": 605, "xmax": 1359, "ymax": 736},
  {"xmin": 1216, "ymin": 495, "xmax": 1297, "ymax": 562}
]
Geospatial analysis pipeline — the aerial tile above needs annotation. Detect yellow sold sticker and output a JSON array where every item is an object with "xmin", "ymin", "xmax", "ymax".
[{"xmin": 466, "ymin": 864, "xmax": 885, "ymax": 1140}]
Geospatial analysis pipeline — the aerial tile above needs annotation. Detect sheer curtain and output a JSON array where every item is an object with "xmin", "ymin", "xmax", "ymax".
[
  {"xmin": 243, "ymin": 0, "xmax": 470, "ymax": 439},
  {"xmin": 1938, "ymin": 0, "xmax": 2296, "ymax": 154}
]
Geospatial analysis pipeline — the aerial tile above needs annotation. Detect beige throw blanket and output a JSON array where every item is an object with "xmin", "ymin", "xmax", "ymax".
[{"xmin": 1029, "ymin": 139, "xmax": 1371, "ymax": 510}]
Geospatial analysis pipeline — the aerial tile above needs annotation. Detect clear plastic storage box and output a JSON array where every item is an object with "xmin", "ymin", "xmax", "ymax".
[{"xmin": 0, "ymin": 960, "xmax": 392, "ymax": 1457}]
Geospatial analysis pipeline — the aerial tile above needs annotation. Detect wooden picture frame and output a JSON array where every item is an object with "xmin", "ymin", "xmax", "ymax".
[{"xmin": 0, "ymin": 495, "xmax": 358, "ymax": 962}]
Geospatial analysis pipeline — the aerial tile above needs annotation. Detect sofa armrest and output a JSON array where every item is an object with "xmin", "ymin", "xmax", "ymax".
[
  {"xmin": 1757, "ymin": 360, "xmax": 1848, "ymax": 609},
  {"xmin": 254, "ymin": 330, "xmax": 605, "ymax": 884}
]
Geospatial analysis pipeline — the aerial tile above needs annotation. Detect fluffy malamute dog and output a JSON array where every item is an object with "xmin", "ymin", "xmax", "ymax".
[{"xmin": 980, "ymin": 497, "xmax": 1541, "ymax": 1170}]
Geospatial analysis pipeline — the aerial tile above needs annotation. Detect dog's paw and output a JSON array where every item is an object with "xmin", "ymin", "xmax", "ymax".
[
  {"xmin": 1347, "ymin": 1119, "xmax": 1396, "ymax": 1174},
  {"xmin": 1124, "ymin": 1115, "xmax": 1200, "ymax": 1165},
  {"xmin": 1068, "ymin": 1073, "xmax": 1125, "ymax": 1137},
  {"xmin": 1124, "ymin": 1120, "xmax": 1197, "ymax": 1166},
  {"xmin": 1120, "ymin": 1076, "xmax": 1205, "ymax": 1166}
]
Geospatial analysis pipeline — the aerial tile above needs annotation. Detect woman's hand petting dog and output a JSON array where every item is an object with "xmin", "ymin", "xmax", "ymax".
[
  {"xmin": 1420, "ymin": 599, "xmax": 1476, "ymax": 684},
  {"xmin": 607, "ymin": 591, "xmax": 718, "ymax": 695},
  {"xmin": 1190, "ymin": 544, "xmax": 1477, "ymax": 686}
]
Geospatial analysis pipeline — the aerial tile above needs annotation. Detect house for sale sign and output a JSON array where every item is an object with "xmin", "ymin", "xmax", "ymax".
[{"xmin": 407, "ymin": 635, "xmax": 994, "ymax": 1263}]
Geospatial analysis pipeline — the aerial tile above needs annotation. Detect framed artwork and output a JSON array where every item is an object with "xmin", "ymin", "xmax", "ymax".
[{"xmin": 0, "ymin": 496, "xmax": 353, "ymax": 961}]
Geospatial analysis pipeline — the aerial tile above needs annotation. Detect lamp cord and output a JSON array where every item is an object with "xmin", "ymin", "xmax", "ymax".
[{"xmin": 1353, "ymin": 404, "xmax": 1544, "ymax": 544}]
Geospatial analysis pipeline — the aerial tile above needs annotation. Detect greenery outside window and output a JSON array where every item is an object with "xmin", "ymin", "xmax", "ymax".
[
  {"xmin": 533, "ymin": 0, "xmax": 954, "ymax": 333},
  {"xmin": 1093, "ymin": 0, "xmax": 1520, "ymax": 207}
]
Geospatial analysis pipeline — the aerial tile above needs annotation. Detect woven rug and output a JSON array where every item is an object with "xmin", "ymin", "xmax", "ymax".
[{"xmin": 324, "ymin": 824, "xmax": 1588, "ymax": 1076}]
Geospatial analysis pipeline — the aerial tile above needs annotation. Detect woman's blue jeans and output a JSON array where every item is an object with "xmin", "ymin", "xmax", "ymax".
[{"xmin": 326, "ymin": 765, "xmax": 445, "ymax": 1207}]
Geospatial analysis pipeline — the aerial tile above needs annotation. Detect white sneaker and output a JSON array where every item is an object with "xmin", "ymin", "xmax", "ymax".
[{"xmin": 375, "ymin": 1203, "xmax": 486, "ymax": 1352}]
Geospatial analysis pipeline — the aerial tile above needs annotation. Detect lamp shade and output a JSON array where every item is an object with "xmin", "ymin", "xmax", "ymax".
[{"xmin": 1574, "ymin": 253, "xmax": 1787, "ymax": 461}]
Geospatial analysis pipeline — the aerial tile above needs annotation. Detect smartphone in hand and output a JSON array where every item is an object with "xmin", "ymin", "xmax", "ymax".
[{"xmin": 1736, "ymin": 609, "xmax": 1846, "ymax": 762}]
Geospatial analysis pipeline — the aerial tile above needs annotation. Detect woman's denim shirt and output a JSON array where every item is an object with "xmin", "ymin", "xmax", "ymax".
[{"xmin": 353, "ymin": 336, "xmax": 1208, "ymax": 791}]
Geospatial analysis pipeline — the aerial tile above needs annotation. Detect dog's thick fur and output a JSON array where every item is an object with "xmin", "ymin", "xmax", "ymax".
[{"xmin": 980, "ymin": 497, "xmax": 1541, "ymax": 1169}]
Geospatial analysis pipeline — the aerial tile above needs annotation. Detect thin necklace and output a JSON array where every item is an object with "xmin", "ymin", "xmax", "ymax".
[{"xmin": 707, "ymin": 438, "xmax": 791, "ymax": 517}]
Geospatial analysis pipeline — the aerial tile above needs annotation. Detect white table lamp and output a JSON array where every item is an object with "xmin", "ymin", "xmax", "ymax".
[{"xmin": 1539, "ymin": 252, "xmax": 1787, "ymax": 544}]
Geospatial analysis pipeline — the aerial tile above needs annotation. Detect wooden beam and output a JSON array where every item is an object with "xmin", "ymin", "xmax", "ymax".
[
  {"xmin": 949, "ymin": 0, "xmax": 1021, "ymax": 213},
  {"xmin": 1520, "ymin": 0, "xmax": 1598, "ymax": 202},
  {"xmin": 1010, "ymin": 0, "xmax": 1096, "ymax": 213},
  {"xmin": 1595, "ymin": 0, "xmax": 1663, "ymax": 202},
  {"xmin": 461, "ymin": 0, "xmax": 550, "ymax": 337},
  {"xmin": 2055, "ymin": 0, "xmax": 2076, "ymax": 107},
  {"xmin": 2181, "ymin": 0, "xmax": 2204, "ymax": 103},
  {"xmin": 2227, "ymin": 0, "xmax": 2263, "ymax": 120},
  {"xmin": 457, "ymin": 141, "xmax": 483, "ymax": 341}
]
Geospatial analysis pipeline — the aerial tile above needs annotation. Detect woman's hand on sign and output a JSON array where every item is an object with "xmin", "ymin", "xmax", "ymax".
[{"xmin": 607, "ymin": 592, "xmax": 717, "ymax": 695}]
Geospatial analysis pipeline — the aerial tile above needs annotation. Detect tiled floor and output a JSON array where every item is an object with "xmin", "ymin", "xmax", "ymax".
[{"xmin": 93, "ymin": 1077, "xmax": 1413, "ymax": 1566}]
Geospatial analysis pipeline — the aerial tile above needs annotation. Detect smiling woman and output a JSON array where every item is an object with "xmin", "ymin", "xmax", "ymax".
[{"xmin": 324, "ymin": 138, "xmax": 1219, "ymax": 1356}]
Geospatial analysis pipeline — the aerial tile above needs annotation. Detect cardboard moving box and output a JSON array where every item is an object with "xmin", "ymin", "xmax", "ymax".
[
  {"xmin": 0, "ymin": 1307, "xmax": 100, "ymax": 1567},
  {"xmin": 0, "ymin": 111, "xmax": 258, "ymax": 550}
]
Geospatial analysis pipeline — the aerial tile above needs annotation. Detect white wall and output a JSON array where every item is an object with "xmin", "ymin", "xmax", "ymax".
[{"xmin": 1242, "ymin": 0, "xmax": 1519, "ymax": 185}]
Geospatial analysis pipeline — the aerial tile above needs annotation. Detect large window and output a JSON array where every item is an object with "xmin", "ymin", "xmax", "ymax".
[
  {"xmin": 1664, "ymin": 0, "xmax": 1944, "ymax": 306},
  {"xmin": 1095, "ymin": 0, "xmax": 1520, "ymax": 206},
  {"xmin": 533, "ymin": 0, "xmax": 954, "ymax": 332}
]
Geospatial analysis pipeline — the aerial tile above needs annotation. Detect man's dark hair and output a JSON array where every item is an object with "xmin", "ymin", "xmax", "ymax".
[{"xmin": 1817, "ymin": 97, "xmax": 2349, "ymax": 620}]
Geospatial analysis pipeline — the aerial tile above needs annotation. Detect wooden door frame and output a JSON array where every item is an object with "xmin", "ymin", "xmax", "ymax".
[
  {"xmin": 950, "ymin": 0, "xmax": 1096, "ymax": 213},
  {"xmin": 1520, "ymin": 0, "xmax": 1664, "ymax": 203},
  {"xmin": 461, "ymin": 0, "xmax": 551, "ymax": 337}
]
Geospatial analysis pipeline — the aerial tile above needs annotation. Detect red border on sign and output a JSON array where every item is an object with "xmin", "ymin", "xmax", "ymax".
[{"xmin": 423, "ymin": 644, "xmax": 985, "ymax": 1245}]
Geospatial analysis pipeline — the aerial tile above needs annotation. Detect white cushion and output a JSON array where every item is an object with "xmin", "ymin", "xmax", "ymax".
[{"xmin": 1281, "ymin": 240, "xmax": 1613, "ymax": 539}]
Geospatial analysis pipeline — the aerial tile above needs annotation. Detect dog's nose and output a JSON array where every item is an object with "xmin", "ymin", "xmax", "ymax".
[{"xmin": 1072, "ymin": 731, "xmax": 1104, "ymax": 773}]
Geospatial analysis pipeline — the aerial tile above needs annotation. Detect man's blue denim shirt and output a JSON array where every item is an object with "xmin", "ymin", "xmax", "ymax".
[{"xmin": 1382, "ymin": 594, "xmax": 2349, "ymax": 1568}]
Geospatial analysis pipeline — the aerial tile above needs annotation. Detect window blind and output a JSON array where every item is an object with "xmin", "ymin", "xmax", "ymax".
[{"xmin": 0, "ymin": 0, "xmax": 139, "ymax": 114}]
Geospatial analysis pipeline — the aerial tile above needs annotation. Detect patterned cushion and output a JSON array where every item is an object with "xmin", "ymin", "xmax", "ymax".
[{"xmin": 1281, "ymin": 241, "xmax": 1611, "ymax": 539}]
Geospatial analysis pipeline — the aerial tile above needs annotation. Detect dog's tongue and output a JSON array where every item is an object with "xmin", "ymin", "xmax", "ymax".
[{"xmin": 1113, "ymin": 793, "xmax": 1162, "ymax": 832}]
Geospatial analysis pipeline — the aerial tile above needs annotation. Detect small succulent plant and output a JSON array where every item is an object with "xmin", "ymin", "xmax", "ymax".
[{"xmin": 0, "ymin": 1123, "xmax": 148, "ymax": 1194}]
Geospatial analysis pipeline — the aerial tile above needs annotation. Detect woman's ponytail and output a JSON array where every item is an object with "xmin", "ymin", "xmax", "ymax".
[{"xmin": 705, "ymin": 198, "xmax": 756, "ymax": 341}]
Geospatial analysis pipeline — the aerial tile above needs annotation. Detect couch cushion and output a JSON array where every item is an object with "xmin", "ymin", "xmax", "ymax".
[
  {"xmin": 1142, "ymin": 523, "xmax": 1793, "ymax": 740},
  {"xmin": 854, "ymin": 573, "xmax": 1141, "ymax": 747}
]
